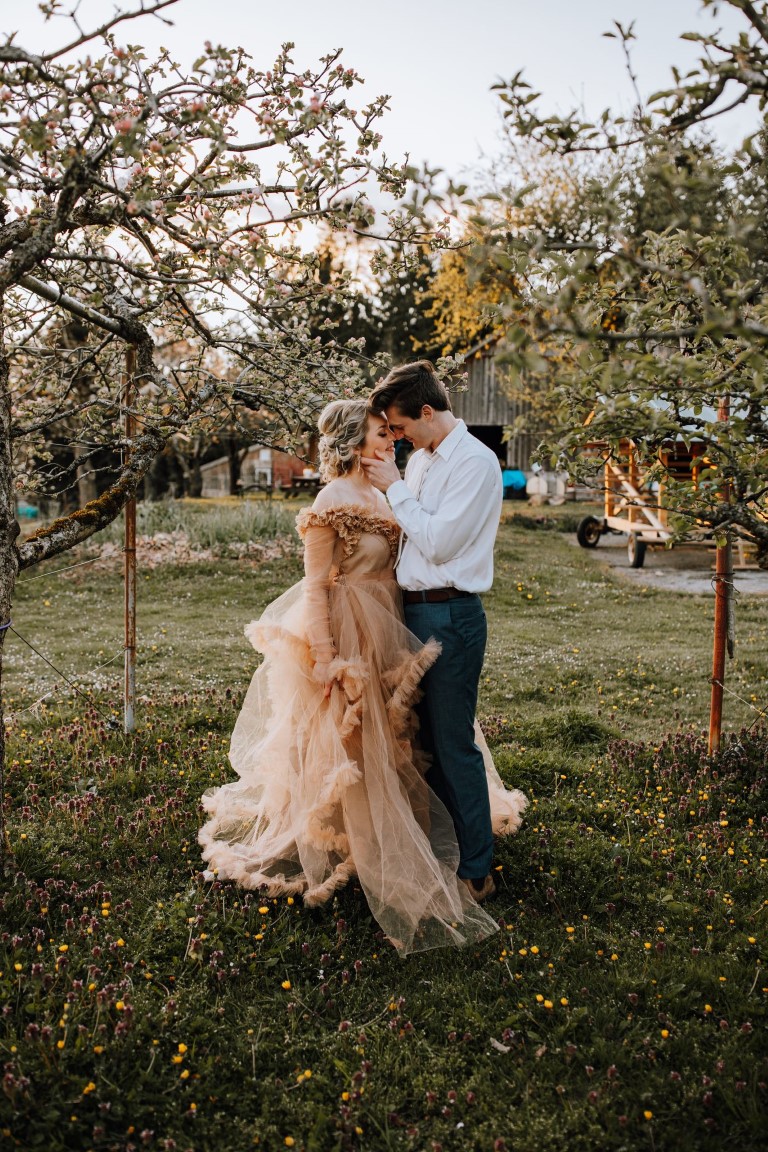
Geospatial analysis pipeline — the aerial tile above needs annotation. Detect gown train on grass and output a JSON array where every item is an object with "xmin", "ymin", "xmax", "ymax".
[{"xmin": 199, "ymin": 496, "xmax": 527, "ymax": 954}]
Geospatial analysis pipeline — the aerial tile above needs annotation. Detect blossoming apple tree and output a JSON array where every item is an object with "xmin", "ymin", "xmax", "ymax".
[{"xmin": 0, "ymin": 0, "xmax": 440, "ymax": 828}]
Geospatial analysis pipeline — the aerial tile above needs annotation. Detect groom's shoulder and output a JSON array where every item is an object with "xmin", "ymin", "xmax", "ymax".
[{"xmin": 463, "ymin": 429, "xmax": 501, "ymax": 468}]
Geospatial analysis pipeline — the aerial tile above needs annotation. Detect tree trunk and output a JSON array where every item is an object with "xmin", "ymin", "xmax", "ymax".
[
  {"xmin": 0, "ymin": 296, "xmax": 20, "ymax": 858},
  {"xmin": 61, "ymin": 322, "xmax": 99, "ymax": 508},
  {"xmin": 143, "ymin": 448, "xmax": 167, "ymax": 501},
  {"xmin": 227, "ymin": 435, "xmax": 241, "ymax": 496},
  {"xmin": 189, "ymin": 437, "xmax": 203, "ymax": 499},
  {"xmin": 74, "ymin": 442, "xmax": 99, "ymax": 506}
]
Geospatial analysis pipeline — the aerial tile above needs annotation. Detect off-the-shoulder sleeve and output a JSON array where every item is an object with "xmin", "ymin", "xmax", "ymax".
[
  {"xmin": 299, "ymin": 518, "xmax": 337, "ymax": 664},
  {"xmin": 295, "ymin": 504, "xmax": 401, "ymax": 665},
  {"xmin": 296, "ymin": 505, "xmax": 400, "ymax": 558}
]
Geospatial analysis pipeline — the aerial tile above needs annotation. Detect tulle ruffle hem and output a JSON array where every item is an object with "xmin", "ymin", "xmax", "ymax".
[{"xmin": 198, "ymin": 571, "xmax": 500, "ymax": 954}]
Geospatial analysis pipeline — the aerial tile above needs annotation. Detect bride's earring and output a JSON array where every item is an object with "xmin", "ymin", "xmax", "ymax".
[{"xmin": 356, "ymin": 453, "xmax": 363, "ymax": 474}]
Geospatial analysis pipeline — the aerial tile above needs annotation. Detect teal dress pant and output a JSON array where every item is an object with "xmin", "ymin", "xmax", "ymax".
[{"xmin": 403, "ymin": 594, "xmax": 493, "ymax": 880}]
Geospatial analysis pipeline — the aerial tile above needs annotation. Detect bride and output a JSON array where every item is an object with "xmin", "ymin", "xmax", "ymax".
[{"xmin": 199, "ymin": 399, "xmax": 526, "ymax": 954}]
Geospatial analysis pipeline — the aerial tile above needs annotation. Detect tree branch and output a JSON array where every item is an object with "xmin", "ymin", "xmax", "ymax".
[
  {"xmin": 39, "ymin": 0, "xmax": 179, "ymax": 63},
  {"xmin": 17, "ymin": 425, "xmax": 166, "ymax": 569},
  {"xmin": 19, "ymin": 274, "xmax": 128, "ymax": 337}
]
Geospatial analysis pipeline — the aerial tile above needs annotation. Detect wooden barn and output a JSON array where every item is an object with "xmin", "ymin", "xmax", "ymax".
[{"xmin": 451, "ymin": 336, "xmax": 536, "ymax": 470}]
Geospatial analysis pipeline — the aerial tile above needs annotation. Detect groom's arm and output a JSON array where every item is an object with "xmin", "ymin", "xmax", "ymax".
[
  {"xmin": 362, "ymin": 451, "xmax": 402, "ymax": 492},
  {"xmin": 387, "ymin": 456, "xmax": 499, "ymax": 564},
  {"xmin": 364, "ymin": 451, "xmax": 501, "ymax": 565}
]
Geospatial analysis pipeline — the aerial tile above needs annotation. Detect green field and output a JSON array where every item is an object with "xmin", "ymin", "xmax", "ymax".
[{"xmin": 2, "ymin": 504, "xmax": 767, "ymax": 1151}]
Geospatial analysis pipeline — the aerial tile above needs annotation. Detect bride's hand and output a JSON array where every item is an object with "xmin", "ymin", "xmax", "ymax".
[{"xmin": 312, "ymin": 661, "xmax": 335, "ymax": 698}]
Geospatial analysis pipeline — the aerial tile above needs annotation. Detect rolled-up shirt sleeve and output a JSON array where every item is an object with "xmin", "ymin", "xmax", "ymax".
[{"xmin": 387, "ymin": 456, "xmax": 500, "ymax": 566}]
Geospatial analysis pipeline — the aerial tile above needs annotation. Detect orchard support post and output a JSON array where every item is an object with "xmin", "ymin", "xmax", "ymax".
[
  {"xmin": 124, "ymin": 347, "xmax": 137, "ymax": 735},
  {"xmin": 708, "ymin": 395, "xmax": 731, "ymax": 755},
  {"xmin": 708, "ymin": 533, "xmax": 732, "ymax": 754}
]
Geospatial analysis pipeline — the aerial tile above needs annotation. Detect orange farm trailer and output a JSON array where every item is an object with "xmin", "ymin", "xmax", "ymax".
[{"xmin": 575, "ymin": 438, "xmax": 716, "ymax": 568}]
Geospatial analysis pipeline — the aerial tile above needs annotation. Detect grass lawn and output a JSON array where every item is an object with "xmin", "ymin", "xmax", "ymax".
[{"xmin": 2, "ymin": 505, "xmax": 767, "ymax": 1151}]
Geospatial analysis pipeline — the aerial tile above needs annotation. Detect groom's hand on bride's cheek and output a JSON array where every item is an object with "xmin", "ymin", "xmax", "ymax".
[{"xmin": 362, "ymin": 450, "xmax": 400, "ymax": 490}]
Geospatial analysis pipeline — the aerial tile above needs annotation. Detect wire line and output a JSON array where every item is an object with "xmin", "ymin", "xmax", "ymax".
[{"xmin": 8, "ymin": 625, "xmax": 120, "ymax": 725}]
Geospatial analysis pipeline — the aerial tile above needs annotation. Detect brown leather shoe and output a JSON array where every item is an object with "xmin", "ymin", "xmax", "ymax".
[{"xmin": 460, "ymin": 875, "xmax": 497, "ymax": 904}]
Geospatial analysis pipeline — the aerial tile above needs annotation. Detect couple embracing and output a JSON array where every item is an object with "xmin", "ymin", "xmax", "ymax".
[{"xmin": 199, "ymin": 361, "xmax": 527, "ymax": 954}]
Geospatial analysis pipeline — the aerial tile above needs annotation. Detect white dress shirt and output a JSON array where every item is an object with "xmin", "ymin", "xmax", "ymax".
[{"xmin": 386, "ymin": 420, "xmax": 503, "ymax": 592}]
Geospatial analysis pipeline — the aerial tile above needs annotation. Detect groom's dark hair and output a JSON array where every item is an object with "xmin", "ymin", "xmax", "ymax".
[{"xmin": 370, "ymin": 360, "xmax": 451, "ymax": 419}]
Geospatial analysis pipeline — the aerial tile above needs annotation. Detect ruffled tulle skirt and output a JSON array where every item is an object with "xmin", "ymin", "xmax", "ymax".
[{"xmin": 199, "ymin": 572, "xmax": 521, "ymax": 954}]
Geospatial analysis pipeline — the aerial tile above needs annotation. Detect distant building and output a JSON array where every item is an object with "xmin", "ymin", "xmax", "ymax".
[
  {"xmin": 200, "ymin": 446, "xmax": 307, "ymax": 497},
  {"xmin": 451, "ymin": 335, "xmax": 536, "ymax": 471}
]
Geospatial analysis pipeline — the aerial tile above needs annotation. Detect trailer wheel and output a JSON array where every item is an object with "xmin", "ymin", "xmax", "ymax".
[
  {"xmin": 576, "ymin": 515, "xmax": 602, "ymax": 548},
  {"xmin": 627, "ymin": 534, "xmax": 647, "ymax": 568}
]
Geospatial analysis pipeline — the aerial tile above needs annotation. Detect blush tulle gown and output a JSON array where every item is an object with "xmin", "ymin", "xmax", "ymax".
[{"xmin": 199, "ymin": 482, "xmax": 527, "ymax": 954}]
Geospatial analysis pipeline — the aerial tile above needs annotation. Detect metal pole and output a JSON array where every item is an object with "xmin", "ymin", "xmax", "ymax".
[
  {"xmin": 124, "ymin": 346, "xmax": 137, "ymax": 735},
  {"xmin": 708, "ymin": 532, "xmax": 731, "ymax": 754},
  {"xmin": 708, "ymin": 394, "xmax": 731, "ymax": 755}
]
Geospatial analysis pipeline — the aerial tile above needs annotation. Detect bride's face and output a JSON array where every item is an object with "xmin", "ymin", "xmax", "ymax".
[{"xmin": 359, "ymin": 413, "xmax": 395, "ymax": 462}]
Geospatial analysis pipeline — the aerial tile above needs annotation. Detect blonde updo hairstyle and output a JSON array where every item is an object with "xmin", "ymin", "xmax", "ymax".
[{"xmin": 317, "ymin": 398, "xmax": 373, "ymax": 482}]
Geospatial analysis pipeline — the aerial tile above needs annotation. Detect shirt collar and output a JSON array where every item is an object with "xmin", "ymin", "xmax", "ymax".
[{"xmin": 432, "ymin": 419, "xmax": 467, "ymax": 461}]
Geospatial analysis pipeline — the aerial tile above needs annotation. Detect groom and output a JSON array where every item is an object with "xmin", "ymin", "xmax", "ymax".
[{"xmin": 364, "ymin": 360, "xmax": 503, "ymax": 903}]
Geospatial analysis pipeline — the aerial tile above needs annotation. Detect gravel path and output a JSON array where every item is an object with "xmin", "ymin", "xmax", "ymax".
[{"xmin": 571, "ymin": 531, "xmax": 768, "ymax": 595}]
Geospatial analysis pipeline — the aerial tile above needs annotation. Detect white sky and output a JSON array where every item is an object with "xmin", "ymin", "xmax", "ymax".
[{"xmin": 6, "ymin": 0, "xmax": 759, "ymax": 181}]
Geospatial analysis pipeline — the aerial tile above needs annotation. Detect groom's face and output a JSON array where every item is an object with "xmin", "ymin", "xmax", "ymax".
[{"xmin": 385, "ymin": 405, "xmax": 432, "ymax": 451}]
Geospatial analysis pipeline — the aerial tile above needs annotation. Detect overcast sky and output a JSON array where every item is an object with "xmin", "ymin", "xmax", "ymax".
[{"xmin": 6, "ymin": 1, "xmax": 759, "ymax": 180}]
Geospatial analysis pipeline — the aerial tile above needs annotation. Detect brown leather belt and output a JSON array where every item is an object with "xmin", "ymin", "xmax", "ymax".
[{"xmin": 402, "ymin": 588, "xmax": 474, "ymax": 604}]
